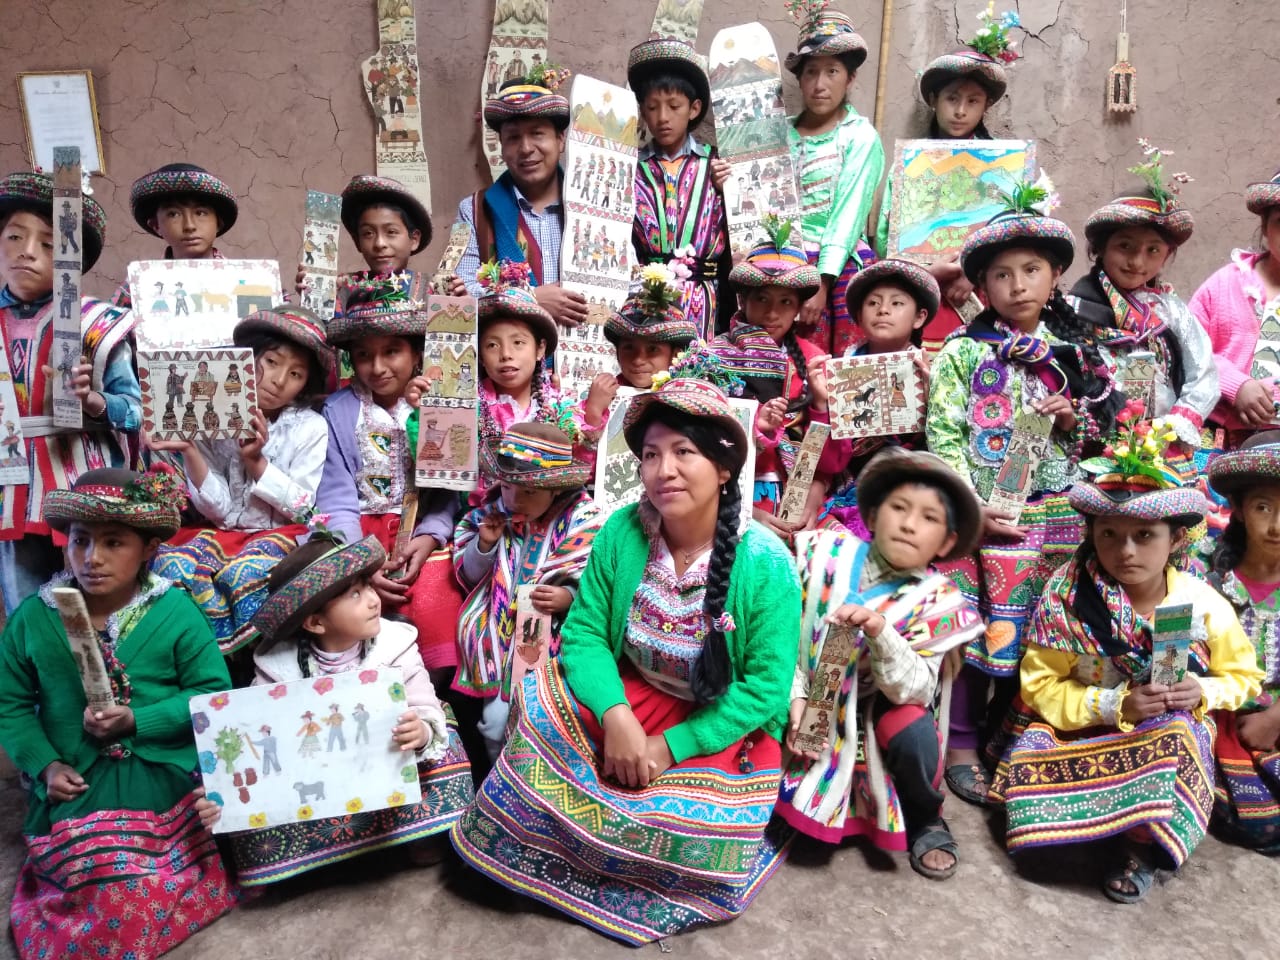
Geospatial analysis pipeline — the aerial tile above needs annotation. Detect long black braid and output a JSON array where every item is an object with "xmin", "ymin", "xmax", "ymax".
[
  {"xmin": 1042, "ymin": 287, "xmax": 1124, "ymax": 437},
  {"xmin": 781, "ymin": 329, "xmax": 812, "ymax": 420}
]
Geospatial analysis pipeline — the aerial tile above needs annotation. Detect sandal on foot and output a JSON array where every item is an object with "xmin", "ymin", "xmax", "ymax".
[
  {"xmin": 909, "ymin": 820, "xmax": 959, "ymax": 881},
  {"xmin": 1103, "ymin": 846, "xmax": 1157, "ymax": 904},
  {"xmin": 944, "ymin": 763, "xmax": 990, "ymax": 806}
]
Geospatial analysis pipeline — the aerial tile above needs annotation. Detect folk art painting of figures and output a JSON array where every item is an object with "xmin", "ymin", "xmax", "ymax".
[
  {"xmin": 137, "ymin": 348, "xmax": 258, "ymax": 443},
  {"xmin": 190, "ymin": 670, "xmax": 422, "ymax": 833},
  {"xmin": 128, "ymin": 258, "xmax": 283, "ymax": 351}
]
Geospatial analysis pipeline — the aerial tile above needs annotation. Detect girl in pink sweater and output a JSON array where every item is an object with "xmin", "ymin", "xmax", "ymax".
[{"xmin": 1190, "ymin": 172, "xmax": 1280, "ymax": 442}]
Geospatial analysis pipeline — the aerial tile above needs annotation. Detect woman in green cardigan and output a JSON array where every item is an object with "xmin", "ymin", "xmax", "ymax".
[
  {"xmin": 0, "ymin": 467, "xmax": 237, "ymax": 960},
  {"xmin": 452, "ymin": 378, "xmax": 802, "ymax": 946}
]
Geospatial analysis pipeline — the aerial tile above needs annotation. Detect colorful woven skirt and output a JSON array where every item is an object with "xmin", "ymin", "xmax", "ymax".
[
  {"xmin": 1212, "ymin": 709, "xmax": 1280, "ymax": 851},
  {"xmin": 10, "ymin": 792, "xmax": 238, "ymax": 960},
  {"xmin": 797, "ymin": 243, "xmax": 876, "ymax": 358},
  {"xmin": 938, "ymin": 493, "xmax": 1083, "ymax": 676},
  {"xmin": 989, "ymin": 708, "xmax": 1216, "ymax": 869},
  {"xmin": 451, "ymin": 662, "xmax": 788, "ymax": 946},
  {"xmin": 227, "ymin": 724, "xmax": 473, "ymax": 886},
  {"xmin": 154, "ymin": 525, "xmax": 303, "ymax": 653}
]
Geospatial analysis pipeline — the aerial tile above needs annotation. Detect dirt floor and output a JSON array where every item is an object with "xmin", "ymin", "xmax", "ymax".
[{"xmin": 0, "ymin": 747, "xmax": 1272, "ymax": 960}]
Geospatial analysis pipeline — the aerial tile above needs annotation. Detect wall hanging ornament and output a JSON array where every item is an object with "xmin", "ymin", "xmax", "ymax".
[{"xmin": 1107, "ymin": 1, "xmax": 1137, "ymax": 113}]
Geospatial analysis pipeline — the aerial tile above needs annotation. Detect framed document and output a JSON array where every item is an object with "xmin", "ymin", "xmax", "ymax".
[{"xmin": 17, "ymin": 71, "xmax": 105, "ymax": 175}]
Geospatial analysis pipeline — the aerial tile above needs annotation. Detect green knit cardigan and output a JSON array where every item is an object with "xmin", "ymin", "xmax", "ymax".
[
  {"xmin": 0, "ymin": 585, "xmax": 231, "ymax": 799},
  {"xmin": 560, "ymin": 503, "xmax": 802, "ymax": 763}
]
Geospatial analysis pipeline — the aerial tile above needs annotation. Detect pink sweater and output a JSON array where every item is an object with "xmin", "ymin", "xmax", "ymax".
[{"xmin": 1189, "ymin": 249, "xmax": 1276, "ymax": 429}]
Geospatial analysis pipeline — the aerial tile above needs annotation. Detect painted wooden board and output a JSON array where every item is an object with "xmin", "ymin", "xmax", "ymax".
[
  {"xmin": 190, "ymin": 669, "xmax": 422, "ymax": 834},
  {"xmin": 1249, "ymin": 305, "xmax": 1280, "ymax": 425},
  {"xmin": 128, "ymin": 259, "xmax": 283, "ymax": 351},
  {"xmin": 431, "ymin": 222, "xmax": 471, "ymax": 294},
  {"xmin": 649, "ymin": 0, "xmax": 705, "ymax": 42},
  {"xmin": 553, "ymin": 322, "xmax": 619, "ymax": 404},
  {"xmin": 509, "ymin": 584, "xmax": 551, "ymax": 694},
  {"xmin": 480, "ymin": 0, "xmax": 550, "ymax": 181},
  {"xmin": 414, "ymin": 295, "xmax": 479, "ymax": 491},
  {"xmin": 0, "ymin": 327, "xmax": 28, "ymax": 484},
  {"xmin": 986, "ymin": 412, "xmax": 1053, "ymax": 523},
  {"xmin": 561, "ymin": 74, "xmax": 639, "ymax": 322},
  {"xmin": 299, "ymin": 190, "xmax": 341, "ymax": 317},
  {"xmin": 1150, "ymin": 603, "xmax": 1194, "ymax": 685},
  {"xmin": 710, "ymin": 23, "xmax": 804, "ymax": 258},
  {"xmin": 362, "ymin": 0, "xmax": 432, "ymax": 214},
  {"xmin": 826, "ymin": 350, "xmax": 926, "ymax": 439},
  {"xmin": 793, "ymin": 623, "xmax": 859, "ymax": 756},
  {"xmin": 139, "ymin": 347, "xmax": 257, "ymax": 443},
  {"xmin": 52, "ymin": 587, "xmax": 115, "ymax": 712},
  {"xmin": 51, "ymin": 146, "xmax": 83, "ymax": 429},
  {"xmin": 777, "ymin": 421, "xmax": 830, "ymax": 523}
]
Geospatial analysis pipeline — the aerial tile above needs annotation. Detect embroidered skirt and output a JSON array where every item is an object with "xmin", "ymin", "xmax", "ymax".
[
  {"xmin": 938, "ymin": 493, "xmax": 1083, "ymax": 676},
  {"xmin": 11, "ymin": 783, "xmax": 237, "ymax": 960},
  {"xmin": 226, "ymin": 722, "xmax": 473, "ymax": 885},
  {"xmin": 1212, "ymin": 709, "xmax": 1280, "ymax": 851},
  {"xmin": 450, "ymin": 661, "xmax": 787, "ymax": 946},
  {"xmin": 989, "ymin": 706, "xmax": 1216, "ymax": 868},
  {"xmin": 154, "ymin": 526, "xmax": 303, "ymax": 653}
]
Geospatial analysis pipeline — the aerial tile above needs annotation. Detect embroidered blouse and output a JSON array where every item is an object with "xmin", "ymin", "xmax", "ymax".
[{"xmin": 623, "ymin": 536, "xmax": 711, "ymax": 701}]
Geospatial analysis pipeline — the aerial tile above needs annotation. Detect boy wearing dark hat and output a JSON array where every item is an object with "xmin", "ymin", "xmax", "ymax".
[
  {"xmin": 782, "ymin": 448, "xmax": 985, "ymax": 880},
  {"xmin": 0, "ymin": 171, "xmax": 141, "ymax": 612}
]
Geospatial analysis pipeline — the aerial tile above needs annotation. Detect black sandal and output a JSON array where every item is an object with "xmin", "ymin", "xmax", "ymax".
[
  {"xmin": 944, "ymin": 763, "xmax": 990, "ymax": 806},
  {"xmin": 909, "ymin": 819, "xmax": 959, "ymax": 881},
  {"xmin": 1103, "ymin": 844, "xmax": 1157, "ymax": 904}
]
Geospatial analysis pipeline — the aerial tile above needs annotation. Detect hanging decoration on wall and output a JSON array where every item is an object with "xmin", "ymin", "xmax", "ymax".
[
  {"xmin": 361, "ymin": 0, "xmax": 433, "ymax": 213},
  {"xmin": 1106, "ymin": 0, "xmax": 1137, "ymax": 114},
  {"xmin": 480, "ymin": 0, "xmax": 550, "ymax": 181}
]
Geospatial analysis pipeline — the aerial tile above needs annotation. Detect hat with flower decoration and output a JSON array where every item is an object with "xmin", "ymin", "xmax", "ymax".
[
  {"xmin": 234, "ymin": 305, "xmax": 339, "ymax": 388},
  {"xmin": 784, "ymin": 1, "xmax": 868, "ymax": 74},
  {"xmin": 919, "ymin": 4, "xmax": 1020, "ymax": 103},
  {"xmin": 0, "ymin": 171, "xmax": 109, "ymax": 272},
  {"xmin": 728, "ymin": 214, "xmax": 822, "ymax": 298},
  {"xmin": 708, "ymin": 324, "xmax": 788, "ymax": 403},
  {"xmin": 960, "ymin": 171, "xmax": 1075, "ymax": 283},
  {"xmin": 844, "ymin": 257, "xmax": 941, "ymax": 322},
  {"xmin": 327, "ymin": 270, "xmax": 430, "ymax": 345},
  {"xmin": 1246, "ymin": 170, "xmax": 1280, "ymax": 217},
  {"xmin": 1084, "ymin": 140, "xmax": 1195, "ymax": 250},
  {"xmin": 340, "ymin": 174, "xmax": 432, "ymax": 254},
  {"xmin": 1069, "ymin": 399, "xmax": 1206, "ymax": 526},
  {"xmin": 129, "ymin": 163, "xmax": 238, "ymax": 237},
  {"xmin": 623, "ymin": 377, "xmax": 750, "ymax": 473},
  {"xmin": 605, "ymin": 266, "xmax": 699, "ymax": 346},
  {"xmin": 43, "ymin": 465, "xmax": 186, "ymax": 539},
  {"xmin": 627, "ymin": 39, "xmax": 711, "ymax": 128},
  {"xmin": 650, "ymin": 340, "xmax": 746, "ymax": 397},
  {"xmin": 1207, "ymin": 430, "xmax": 1280, "ymax": 501},
  {"xmin": 483, "ymin": 64, "xmax": 572, "ymax": 132},
  {"xmin": 475, "ymin": 259, "xmax": 559, "ymax": 352},
  {"xmin": 250, "ymin": 531, "xmax": 387, "ymax": 649},
  {"xmin": 494, "ymin": 420, "xmax": 591, "ymax": 489}
]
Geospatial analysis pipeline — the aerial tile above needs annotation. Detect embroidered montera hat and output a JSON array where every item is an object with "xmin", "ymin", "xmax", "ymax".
[
  {"xmin": 856, "ymin": 447, "xmax": 982, "ymax": 559},
  {"xmin": 627, "ymin": 39, "xmax": 711, "ymax": 128},
  {"xmin": 1245, "ymin": 170, "xmax": 1280, "ymax": 216},
  {"xmin": 623, "ymin": 378, "xmax": 749, "ymax": 474},
  {"xmin": 919, "ymin": 6, "xmax": 1020, "ymax": 103},
  {"xmin": 844, "ymin": 257, "xmax": 941, "ymax": 323},
  {"xmin": 784, "ymin": 2, "xmax": 868, "ymax": 75},
  {"xmin": 960, "ymin": 173, "xmax": 1074, "ymax": 283},
  {"xmin": 1208, "ymin": 430, "xmax": 1280, "ymax": 501},
  {"xmin": 1084, "ymin": 141, "xmax": 1196, "ymax": 249},
  {"xmin": 129, "ymin": 163, "xmax": 238, "ymax": 237},
  {"xmin": 327, "ymin": 270, "xmax": 430, "ymax": 345},
  {"xmin": 728, "ymin": 217, "xmax": 822, "ymax": 299},
  {"xmin": 483, "ymin": 64, "xmax": 572, "ymax": 132},
  {"xmin": 234, "ymin": 305, "xmax": 339, "ymax": 387},
  {"xmin": 475, "ymin": 259, "xmax": 559, "ymax": 353},
  {"xmin": 605, "ymin": 268, "xmax": 699, "ymax": 347},
  {"xmin": 340, "ymin": 174, "xmax": 432, "ymax": 254},
  {"xmin": 43, "ymin": 465, "xmax": 186, "ymax": 539},
  {"xmin": 494, "ymin": 421, "xmax": 591, "ymax": 489},
  {"xmin": 0, "ymin": 171, "xmax": 108, "ymax": 271}
]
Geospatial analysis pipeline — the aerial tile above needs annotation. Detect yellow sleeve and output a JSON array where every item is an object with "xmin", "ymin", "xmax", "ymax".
[
  {"xmin": 1021, "ymin": 643, "xmax": 1130, "ymax": 732},
  {"xmin": 1196, "ymin": 584, "xmax": 1264, "ymax": 716}
]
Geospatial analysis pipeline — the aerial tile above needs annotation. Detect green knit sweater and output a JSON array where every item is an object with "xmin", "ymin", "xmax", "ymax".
[
  {"xmin": 0, "ymin": 583, "xmax": 231, "ymax": 799},
  {"xmin": 560, "ymin": 504, "xmax": 802, "ymax": 763}
]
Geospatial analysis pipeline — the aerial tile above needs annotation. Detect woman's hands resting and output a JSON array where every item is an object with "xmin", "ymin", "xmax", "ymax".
[{"xmin": 601, "ymin": 704, "xmax": 672, "ymax": 788}]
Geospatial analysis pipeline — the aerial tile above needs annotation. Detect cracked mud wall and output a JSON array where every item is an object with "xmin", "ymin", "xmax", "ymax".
[{"xmin": 0, "ymin": 0, "xmax": 1274, "ymax": 294}]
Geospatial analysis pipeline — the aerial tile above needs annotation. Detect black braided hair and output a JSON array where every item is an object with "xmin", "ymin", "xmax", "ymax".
[
  {"xmin": 781, "ymin": 329, "xmax": 812, "ymax": 419},
  {"xmin": 1210, "ymin": 513, "xmax": 1248, "ymax": 576},
  {"xmin": 529, "ymin": 357, "xmax": 549, "ymax": 413},
  {"xmin": 632, "ymin": 405, "xmax": 744, "ymax": 704},
  {"xmin": 1042, "ymin": 287, "xmax": 1123, "ymax": 437}
]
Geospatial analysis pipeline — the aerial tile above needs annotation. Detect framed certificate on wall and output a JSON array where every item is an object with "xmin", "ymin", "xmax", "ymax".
[{"xmin": 17, "ymin": 70, "xmax": 105, "ymax": 175}]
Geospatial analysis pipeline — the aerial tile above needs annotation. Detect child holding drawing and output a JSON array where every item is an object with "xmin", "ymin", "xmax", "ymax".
[
  {"xmin": 453, "ymin": 421, "xmax": 601, "ymax": 761},
  {"xmin": 0, "ymin": 468, "xmax": 236, "ymax": 959},
  {"xmin": 150, "ymin": 306, "xmax": 337, "ymax": 659},
  {"xmin": 195, "ymin": 532, "xmax": 473, "ymax": 883},
  {"xmin": 0, "ymin": 172, "xmax": 142, "ymax": 613}
]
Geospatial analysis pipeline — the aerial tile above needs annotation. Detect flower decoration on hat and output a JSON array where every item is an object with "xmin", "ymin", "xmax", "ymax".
[
  {"xmin": 1130, "ymin": 139, "xmax": 1194, "ymax": 213},
  {"xmin": 996, "ymin": 169, "xmax": 1060, "ymax": 217},
  {"xmin": 967, "ymin": 3, "xmax": 1021, "ymax": 64},
  {"xmin": 635, "ymin": 264, "xmax": 684, "ymax": 317},
  {"xmin": 650, "ymin": 341, "xmax": 745, "ymax": 396},
  {"xmin": 762, "ymin": 212, "xmax": 795, "ymax": 253},
  {"xmin": 785, "ymin": 0, "xmax": 833, "ymax": 26},
  {"xmin": 339, "ymin": 270, "xmax": 418, "ymax": 306},
  {"xmin": 525, "ymin": 61, "xmax": 571, "ymax": 92},
  {"xmin": 477, "ymin": 258, "xmax": 534, "ymax": 295},
  {"xmin": 1078, "ymin": 398, "xmax": 1183, "ymax": 491},
  {"xmin": 125, "ymin": 462, "xmax": 189, "ymax": 512}
]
